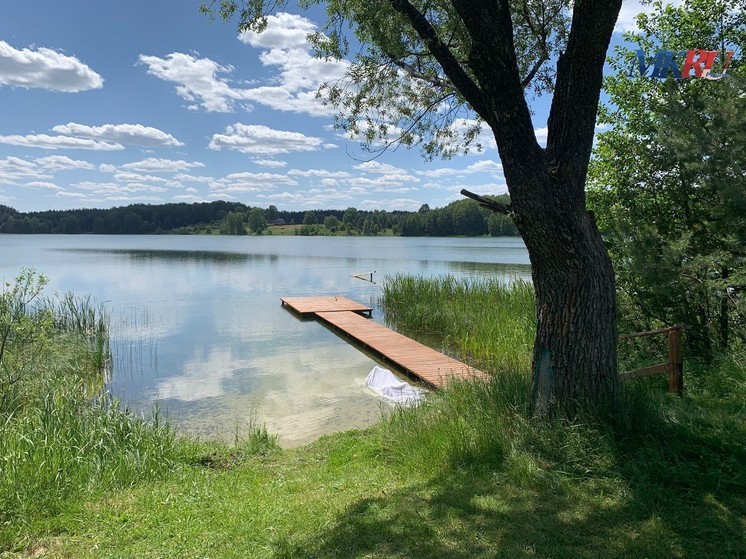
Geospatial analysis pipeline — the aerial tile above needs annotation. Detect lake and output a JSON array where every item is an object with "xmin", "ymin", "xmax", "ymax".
[{"xmin": 0, "ymin": 235, "xmax": 530, "ymax": 447}]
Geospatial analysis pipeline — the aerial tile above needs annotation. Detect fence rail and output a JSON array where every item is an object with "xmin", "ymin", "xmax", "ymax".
[{"xmin": 620, "ymin": 325, "xmax": 684, "ymax": 395}]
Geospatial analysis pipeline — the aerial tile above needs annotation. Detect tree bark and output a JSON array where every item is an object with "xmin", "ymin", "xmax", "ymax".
[{"xmin": 511, "ymin": 173, "xmax": 619, "ymax": 415}]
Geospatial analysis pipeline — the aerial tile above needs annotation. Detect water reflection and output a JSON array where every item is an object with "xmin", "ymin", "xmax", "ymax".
[{"xmin": 52, "ymin": 247, "xmax": 276, "ymax": 264}]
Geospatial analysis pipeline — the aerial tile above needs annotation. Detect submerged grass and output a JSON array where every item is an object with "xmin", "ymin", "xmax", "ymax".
[{"xmin": 3, "ymin": 273, "xmax": 744, "ymax": 558}]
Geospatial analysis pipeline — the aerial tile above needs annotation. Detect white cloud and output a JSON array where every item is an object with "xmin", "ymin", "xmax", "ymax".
[
  {"xmin": 354, "ymin": 161, "xmax": 408, "ymax": 175},
  {"xmin": 174, "ymin": 173, "xmax": 216, "ymax": 184},
  {"xmin": 51, "ymin": 122, "xmax": 183, "ymax": 147},
  {"xmin": 113, "ymin": 172, "xmax": 172, "ymax": 184},
  {"xmin": 239, "ymin": 13, "xmax": 349, "ymax": 116},
  {"xmin": 287, "ymin": 168, "xmax": 351, "ymax": 178},
  {"xmin": 120, "ymin": 157, "xmax": 205, "ymax": 173},
  {"xmin": 23, "ymin": 181, "xmax": 63, "ymax": 190},
  {"xmin": 466, "ymin": 160, "xmax": 503, "ymax": 173},
  {"xmin": 56, "ymin": 191, "xmax": 87, "ymax": 198},
  {"xmin": 615, "ymin": 1, "xmax": 684, "ymax": 33},
  {"xmin": 239, "ymin": 13, "xmax": 316, "ymax": 50},
  {"xmin": 350, "ymin": 160, "xmax": 420, "ymax": 192},
  {"xmin": 534, "ymin": 127, "xmax": 548, "ymax": 147},
  {"xmin": 0, "ymin": 40, "xmax": 103, "ymax": 92},
  {"xmin": 139, "ymin": 13, "xmax": 348, "ymax": 117},
  {"xmin": 35, "ymin": 155, "xmax": 95, "ymax": 171},
  {"xmin": 253, "ymin": 158, "xmax": 287, "ymax": 168},
  {"xmin": 0, "ymin": 156, "xmax": 49, "ymax": 183},
  {"xmin": 209, "ymin": 123, "xmax": 328, "ymax": 155},
  {"xmin": 257, "ymin": 190, "xmax": 353, "ymax": 206},
  {"xmin": 138, "ymin": 52, "xmax": 248, "ymax": 112},
  {"xmin": 211, "ymin": 171, "xmax": 296, "ymax": 196},
  {"xmin": 0, "ymin": 133, "xmax": 122, "ymax": 150},
  {"xmin": 361, "ymin": 198, "xmax": 422, "ymax": 211}
]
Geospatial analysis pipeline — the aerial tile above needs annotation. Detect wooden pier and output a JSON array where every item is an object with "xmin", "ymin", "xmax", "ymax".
[{"xmin": 281, "ymin": 296, "xmax": 487, "ymax": 388}]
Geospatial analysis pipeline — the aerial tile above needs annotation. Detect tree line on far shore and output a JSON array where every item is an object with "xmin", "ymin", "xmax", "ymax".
[{"xmin": 0, "ymin": 196, "xmax": 518, "ymax": 237}]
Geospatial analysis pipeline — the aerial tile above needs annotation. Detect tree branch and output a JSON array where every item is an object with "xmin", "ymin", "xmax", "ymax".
[
  {"xmin": 546, "ymin": 0, "xmax": 623, "ymax": 170},
  {"xmin": 384, "ymin": 52, "xmax": 451, "ymax": 89},
  {"xmin": 460, "ymin": 189, "xmax": 513, "ymax": 215},
  {"xmin": 389, "ymin": 0, "xmax": 490, "ymax": 119},
  {"xmin": 449, "ymin": 0, "xmax": 541, "ymax": 159},
  {"xmin": 521, "ymin": 51, "xmax": 549, "ymax": 88}
]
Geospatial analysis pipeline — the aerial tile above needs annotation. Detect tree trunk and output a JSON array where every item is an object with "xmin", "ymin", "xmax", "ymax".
[{"xmin": 511, "ymin": 173, "xmax": 619, "ymax": 417}]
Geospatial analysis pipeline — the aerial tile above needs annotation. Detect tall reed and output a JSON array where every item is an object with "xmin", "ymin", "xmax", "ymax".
[
  {"xmin": 0, "ymin": 273, "xmax": 185, "ymax": 549},
  {"xmin": 380, "ymin": 274, "xmax": 536, "ymax": 374}
]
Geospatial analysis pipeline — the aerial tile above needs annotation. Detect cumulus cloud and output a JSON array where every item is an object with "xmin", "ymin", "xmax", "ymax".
[
  {"xmin": 615, "ymin": 1, "xmax": 684, "ymax": 33},
  {"xmin": 34, "ymin": 155, "xmax": 95, "ymax": 171},
  {"xmin": 138, "ymin": 52, "xmax": 251, "ymax": 112},
  {"xmin": 361, "ymin": 198, "xmax": 422, "ymax": 211},
  {"xmin": 113, "ymin": 172, "xmax": 174, "ymax": 184},
  {"xmin": 0, "ymin": 133, "xmax": 122, "ymax": 150},
  {"xmin": 417, "ymin": 159, "xmax": 504, "ymax": 178},
  {"xmin": 23, "ymin": 181, "xmax": 63, "ymax": 190},
  {"xmin": 209, "ymin": 123, "xmax": 328, "ymax": 155},
  {"xmin": 210, "ymin": 171, "xmax": 296, "ymax": 196},
  {"xmin": 0, "ymin": 156, "xmax": 49, "ymax": 183},
  {"xmin": 120, "ymin": 158, "xmax": 205, "ymax": 173},
  {"xmin": 51, "ymin": 123, "xmax": 183, "ymax": 147},
  {"xmin": 139, "ymin": 13, "xmax": 348, "ymax": 117},
  {"xmin": 354, "ymin": 161, "xmax": 409, "ymax": 174},
  {"xmin": 534, "ymin": 127, "xmax": 548, "ymax": 147},
  {"xmin": 257, "ymin": 190, "xmax": 353, "ymax": 206},
  {"xmin": 287, "ymin": 168, "xmax": 351, "ymax": 178},
  {"xmin": 253, "ymin": 158, "xmax": 287, "ymax": 168},
  {"xmin": 0, "ymin": 40, "xmax": 103, "ymax": 92}
]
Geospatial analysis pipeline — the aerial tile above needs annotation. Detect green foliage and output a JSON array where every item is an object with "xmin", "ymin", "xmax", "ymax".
[
  {"xmin": 0, "ymin": 201, "xmax": 520, "ymax": 237},
  {"xmin": 381, "ymin": 275, "xmax": 535, "ymax": 373},
  {"xmin": 248, "ymin": 206, "xmax": 268, "ymax": 234},
  {"xmin": 589, "ymin": 0, "xmax": 746, "ymax": 359},
  {"xmin": 220, "ymin": 210, "xmax": 248, "ymax": 235},
  {"xmin": 0, "ymin": 270, "xmax": 53, "ymax": 413}
]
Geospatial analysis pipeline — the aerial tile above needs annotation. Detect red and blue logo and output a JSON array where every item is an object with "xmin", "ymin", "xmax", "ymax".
[{"xmin": 632, "ymin": 49, "xmax": 735, "ymax": 80}]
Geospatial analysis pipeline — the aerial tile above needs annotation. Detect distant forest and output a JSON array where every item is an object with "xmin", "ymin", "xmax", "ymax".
[{"xmin": 0, "ymin": 196, "xmax": 518, "ymax": 237}]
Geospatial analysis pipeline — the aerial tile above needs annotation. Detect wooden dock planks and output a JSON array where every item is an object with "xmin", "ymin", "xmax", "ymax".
[
  {"xmin": 282, "ymin": 295, "xmax": 487, "ymax": 388},
  {"xmin": 313, "ymin": 309, "xmax": 488, "ymax": 389},
  {"xmin": 281, "ymin": 296, "xmax": 373, "ymax": 316}
]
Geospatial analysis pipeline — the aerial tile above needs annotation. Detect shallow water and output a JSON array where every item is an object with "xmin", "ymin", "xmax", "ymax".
[{"xmin": 0, "ymin": 235, "xmax": 530, "ymax": 446}]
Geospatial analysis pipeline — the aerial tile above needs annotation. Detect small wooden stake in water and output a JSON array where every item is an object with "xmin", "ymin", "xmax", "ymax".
[{"xmin": 352, "ymin": 271, "xmax": 376, "ymax": 284}]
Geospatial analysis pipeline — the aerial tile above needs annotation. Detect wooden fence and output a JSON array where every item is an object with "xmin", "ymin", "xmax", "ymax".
[{"xmin": 620, "ymin": 325, "xmax": 685, "ymax": 395}]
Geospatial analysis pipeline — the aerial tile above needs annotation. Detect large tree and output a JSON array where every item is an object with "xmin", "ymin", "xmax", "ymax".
[{"xmin": 206, "ymin": 0, "xmax": 624, "ymax": 416}]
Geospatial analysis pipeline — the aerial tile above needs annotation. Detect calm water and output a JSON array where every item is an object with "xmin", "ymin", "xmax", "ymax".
[{"xmin": 0, "ymin": 235, "xmax": 530, "ymax": 446}]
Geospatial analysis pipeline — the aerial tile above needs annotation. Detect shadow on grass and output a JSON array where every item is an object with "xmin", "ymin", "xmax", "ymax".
[{"xmin": 269, "ymin": 405, "xmax": 745, "ymax": 559}]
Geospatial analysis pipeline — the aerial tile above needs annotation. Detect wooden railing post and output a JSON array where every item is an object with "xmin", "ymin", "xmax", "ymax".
[{"xmin": 667, "ymin": 327, "xmax": 684, "ymax": 396}]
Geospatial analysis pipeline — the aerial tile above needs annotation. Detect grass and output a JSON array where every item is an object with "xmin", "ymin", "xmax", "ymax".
[
  {"xmin": 0, "ymin": 272, "xmax": 195, "ymax": 551},
  {"xmin": 381, "ymin": 274, "xmax": 536, "ymax": 373},
  {"xmin": 2, "ymin": 274, "xmax": 745, "ymax": 558}
]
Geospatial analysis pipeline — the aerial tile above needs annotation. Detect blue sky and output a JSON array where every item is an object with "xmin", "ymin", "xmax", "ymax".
[{"xmin": 0, "ymin": 0, "xmax": 657, "ymax": 212}]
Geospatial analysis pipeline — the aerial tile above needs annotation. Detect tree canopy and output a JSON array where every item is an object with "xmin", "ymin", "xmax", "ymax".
[{"xmin": 589, "ymin": 0, "xmax": 746, "ymax": 359}]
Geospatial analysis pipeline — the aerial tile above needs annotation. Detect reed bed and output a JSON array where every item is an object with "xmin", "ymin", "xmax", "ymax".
[
  {"xmin": 380, "ymin": 274, "xmax": 536, "ymax": 374},
  {"xmin": 0, "ymin": 271, "xmax": 185, "ymax": 549}
]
